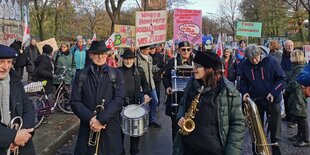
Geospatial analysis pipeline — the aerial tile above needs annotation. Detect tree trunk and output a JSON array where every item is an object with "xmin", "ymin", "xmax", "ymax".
[{"xmin": 308, "ymin": 11, "xmax": 310, "ymax": 44}]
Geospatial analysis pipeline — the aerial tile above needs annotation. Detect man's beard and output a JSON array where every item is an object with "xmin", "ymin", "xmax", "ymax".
[{"xmin": 124, "ymin": 63, "xmax": 133, "ymax": 68}]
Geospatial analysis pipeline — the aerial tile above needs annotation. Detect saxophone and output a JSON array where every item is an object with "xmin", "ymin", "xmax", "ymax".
[
  {"xmin": 179, "ymin": 86, "xmax": 204, "ymax": 135},
  {"xmin": 244, "ymin": 97, "xmax": 278, "ymax": 155}
]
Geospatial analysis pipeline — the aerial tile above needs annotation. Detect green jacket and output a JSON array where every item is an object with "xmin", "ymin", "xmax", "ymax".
[
  {"xmin": 176, "ymin": 78, "xmax": 245, "ymax": 155},
  {"xmin": 285, "ymin": 64, "xmax": 307, "ymax": 117},
  {"xmin": 53, "ymin": 50, "xmax": 76, "ymax": 85}
]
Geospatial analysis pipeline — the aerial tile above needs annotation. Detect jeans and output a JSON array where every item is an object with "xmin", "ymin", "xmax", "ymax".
[{"xmin": 148, "ymin": 89, "xmax": 159, "ymax": 123}]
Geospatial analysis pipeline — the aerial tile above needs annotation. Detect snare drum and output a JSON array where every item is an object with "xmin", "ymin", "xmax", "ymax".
[{"xmin": 121, "ymin": 104, "xmax": 149, "ymax": 137}]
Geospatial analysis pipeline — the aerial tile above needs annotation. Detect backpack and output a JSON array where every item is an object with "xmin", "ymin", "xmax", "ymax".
[{"xmin": 77, "ymin": 67, "xmax": 117, "ymax": 94}]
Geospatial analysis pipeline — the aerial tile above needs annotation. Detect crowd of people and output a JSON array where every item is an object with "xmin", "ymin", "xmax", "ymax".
[{"xmin": 0, "ymin": 34, "xmax": 310, "ymax": 155}]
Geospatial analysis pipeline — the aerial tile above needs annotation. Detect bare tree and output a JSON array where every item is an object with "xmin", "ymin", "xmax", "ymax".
[
  {"xmin": 296, "ymin": 0, "xmax": 310, "ymax": 43},
  {"xmin": 105, "ymin": 0, "xmax": 126, "ymax": 34},
  {"xmin": 218, "ymin": 0, "xmax": 240, "ymax": 41}
]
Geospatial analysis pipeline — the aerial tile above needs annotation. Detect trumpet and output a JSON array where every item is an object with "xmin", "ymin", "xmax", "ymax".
[
  {"xmin": 88, "ymin": 99, "xmax": 105, "ymax": 155},
  {"xmin": 7, "ymin": 116, "xmax": 23, "ymax": 155}
]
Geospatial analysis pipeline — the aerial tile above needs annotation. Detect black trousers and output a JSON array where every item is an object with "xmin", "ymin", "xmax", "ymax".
[
  {"xmin": 171, "ymin": 115, "xmax": 178, "ymax": 142},
  {"xmin": 121, "ymin": 133, "xmax": 140, "ymax": 155},
  {"xmin": 253, "ymin": 99, "xmax": 282, "ymax": 155},
  {"xmin": 155, "ymin": 81, "xmax": 161, "ymax": 106},
  {"xmin": 291, "ymin": 115, "xmax": 309, "ymax": 142}
]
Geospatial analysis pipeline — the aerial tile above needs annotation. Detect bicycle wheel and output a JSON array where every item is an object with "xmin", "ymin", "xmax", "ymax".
[
  {"xmin": 29, "ymin": 95, "xmax": 46, "ymax": 128},
  {"xmin": 56, "ymin": 90, "xmax": 73, "ymax": 114}
]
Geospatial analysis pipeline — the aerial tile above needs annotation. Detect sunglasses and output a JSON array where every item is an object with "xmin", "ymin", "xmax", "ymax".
[
  {"xmin": 181, "ymin": 48, "xmax": 191, "ymax": 52},
  {"xmin": 194, "ymin": 63, "xmax": 203, "ymax": 69}
]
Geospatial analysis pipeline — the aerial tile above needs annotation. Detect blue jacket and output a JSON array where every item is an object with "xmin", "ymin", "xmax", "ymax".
[
  {"xmin": 240, "ymin": 55, "xmax": 286, "ymax": 103},
  {"xmin": 71, "ymin": 46, "xmax": 87, "ymax": 70}
]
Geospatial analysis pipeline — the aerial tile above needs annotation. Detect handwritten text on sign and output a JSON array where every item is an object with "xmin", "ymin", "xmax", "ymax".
[
  {"xmin": 114, "ymin": 25, "xmax": 135, "ymax": 47},
  {"xmin": 173, "ymin": 9, "xmax": 202, "ymax": 44},
  {"xmin": 236, "ymin": 21, "xmax": 262, "ymax": 38},
  {"xmin": 135, "ymin": 11, "xmax": 167, "ymax": 47}
]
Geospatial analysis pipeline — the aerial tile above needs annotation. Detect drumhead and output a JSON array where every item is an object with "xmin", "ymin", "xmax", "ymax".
[{"xmin": 122, "ymin": 105, "xmax": 146, "ymax": 118}]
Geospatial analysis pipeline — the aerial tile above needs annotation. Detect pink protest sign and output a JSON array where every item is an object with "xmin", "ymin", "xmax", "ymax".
[
  {"xmin": 135, "ymin": 10, "xmax": 167, "ymax": 47},
  {"xmin": 173, "ymin": 9, "xmax": 202, "ymax": 44}
]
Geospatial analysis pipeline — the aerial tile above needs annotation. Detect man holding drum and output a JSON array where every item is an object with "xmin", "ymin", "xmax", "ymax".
[
  {"xmin": 118, "ymin": 48, "xmax": 151, "ymax": 155},
  {"xmin": 162, "ymin": 41, "xmax": 194, "ymax": 141},
  {"xmin": 70, "ymin": 40, "xmax": 125, "ymax": 155}
]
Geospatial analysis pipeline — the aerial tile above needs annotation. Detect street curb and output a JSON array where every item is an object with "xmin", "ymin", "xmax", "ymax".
[{"xmin": 40, "ymin": 121, "xmax": 80, "ymax": 155}]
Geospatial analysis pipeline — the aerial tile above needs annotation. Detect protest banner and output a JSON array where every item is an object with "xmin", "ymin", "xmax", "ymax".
[
  {"xmin": 236, "ymin": 21, "xmax": 262, "ymax": 38},
  {"xmin": 173, "ymin": 9, "xmax": 202, "ymax": 45},
  {"xmin": 36, "ymin": 38, "xmax": 58, "ymax": 54},
  {"xmin": 303, "ymin": 45, "xmax": 310, "ymax": 62},
  {"xmin": 135, "ymin": 10, "xmax": 167, "ymax": 47},
  {"xmin": 114, "ymin": 25, "xmax": 135, "ymax": 47}
]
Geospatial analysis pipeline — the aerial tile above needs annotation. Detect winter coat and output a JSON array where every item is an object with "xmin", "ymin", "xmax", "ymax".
[
  {"xmin": 70, "ymin": 64, "xmax": 125, "ymax": 155},
  {"xmin": 175, "ymin": 78, "xmax": 245, "ymax": 155},
  {"xmin": 269, "ymin": 49, "xmax": 283, "ymax": 65},
  {"xmin": 24, "ymin": 45, "xmax": 40, "ymax": 73},
  {"xmin": 285, "ymin": 64, "xmax": 307, "ymax": 117},
  {"xmin": 281, "ymin": 49, "xmax": 292, "ymax": 82},
  {"xmin": 240, "ymin": 55, "xmax": 286, "ymax": 104},
  {"xmin": 137, "ymin": 52, "xmax": 155, "ymax": 90},
  {"xmin": 53, "ymin": 50, "xmax": 76, "ymax": 85},
  {"xmin": 32, "ymin": 54, "xmax": 54, "ymax": 94},
  {"xmin": 162, "ymin": 54, "xmax": 194, "ymax": 116},
  {"xmin": 150, "ymin": 52, "xmax": 165, "ymax": 83},
  {"xmin": 221, "ymin": 55, "xmax": 236, "ymax": 82},
  {"xmin": 0, "ymin": 70, "xmax": 35, "ymax": 155},
  {"xmin": 71, "ymin": 46, "xmax": 87, "ymax": 70}
]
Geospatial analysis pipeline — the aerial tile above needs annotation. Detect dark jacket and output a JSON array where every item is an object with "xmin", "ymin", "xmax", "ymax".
[
  {"xmin": 117, "ymin": 65, "xmax": 150, "ymax": 105},
  {"xmin": 70, "ymin": 64, "xmax": 125, "ymax": 155},
  {"xmin": 25, "ymin": 45, "xmax": 40, "ymax": 73},
  {"xmin": 240, "ymin": 55, "xmax": 286, "ymax": 104},
  {"xmin": 53, "ymin": 50, "xmax": 76, "ymax": 85},
  {"xmin": 176, "ymin": 78, "xmax": 245, "ymax": 155},
  {"xmin": 0, "ymin": 70, "xmax": 35, "ymax": 155},
  {"xmin": 163, "ymin": 55, "xmax": 194, "ymax": 116},
  {"xmin": 32, "ymin": 54, "xmax": 54, "ymax": 94},
  {"xmin": 285, "ymin": 64, "xmax": 306, "ymax": 117},
  {"xmin": 221, "ymin": 55, "xmax": 236, "ymax": 82},
  {"xmin": 281, "ymin": 49, "xmax": 292, "ymax": 82},
  {"xmin": 150, "ymin": 52, "xmax": 165, "ymax": 83}
]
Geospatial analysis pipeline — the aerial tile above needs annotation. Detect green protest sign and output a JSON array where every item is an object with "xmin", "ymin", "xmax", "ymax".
[{"xmin": 236, "ymin": 21, "xmax": 262, "ymax": 38}]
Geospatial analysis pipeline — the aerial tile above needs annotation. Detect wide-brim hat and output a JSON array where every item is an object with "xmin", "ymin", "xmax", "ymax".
[
  {"xmin": 178, "ymin": 41, "xmax": 191, "ymax": 48},
  {"xmin": 297, "ymin": 64, "xmax": 310, "ymax": 87},
  {"xmin": 121, "ymin": 48, "xmax": 136, "ymax": 58},
  {"xmin": 194, "ymin": 51, "xmax": 221, "ymax": 70},
  {"xmin": 0, "ymin": 44, "xmax": 18, "ymax": 59},
  {"xmin": 87, "ymin": 40, "xmax": 110, "ymax": 53}
]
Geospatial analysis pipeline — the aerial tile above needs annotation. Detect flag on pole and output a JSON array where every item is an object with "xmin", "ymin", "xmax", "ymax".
[
  {"xmin": 92, "ymin": 33, "xmax": 97, "ymax": 41},
  {"xmin": 216, "ymin": 33, "xmax": 223, "ymax": 57},
  {"xmin": 22, "ymin": 5, "xmax": 30, "ymax": 45},
  {"xmin": 105, "ymin": 33, "xmax": 115, "ymax": 50}
]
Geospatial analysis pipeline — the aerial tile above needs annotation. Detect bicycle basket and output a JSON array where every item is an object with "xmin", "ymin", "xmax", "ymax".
[{"xmin": 24, "ymin": 81, "xmax": 45, "ymax": 93}]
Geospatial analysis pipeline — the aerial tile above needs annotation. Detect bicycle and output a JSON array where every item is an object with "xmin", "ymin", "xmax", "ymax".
[{"xmin": 24, "ymin": 67, "xmax": 73, "ymax": 128}]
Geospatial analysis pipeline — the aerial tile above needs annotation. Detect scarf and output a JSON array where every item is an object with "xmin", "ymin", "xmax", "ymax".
[{"xmin": 0, "ymin": 75, "xmax": 11, "ymax": 125}]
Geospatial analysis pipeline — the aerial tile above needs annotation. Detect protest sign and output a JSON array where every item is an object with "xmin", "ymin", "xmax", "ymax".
[
  {"xmin": 236, "ymin": 21, "xmax": 262, "ymax": 38},
  {"xmin": 36, "ymin": 38, "xmax": 58, "ymax": 54},
  {"xmin": 135, "ymin": 10, "xmax": 167, "ymax": 47},
  {"xmin": 173, "ymin": 9, "xmax": 202, "ymax": 44},
  {"xmin": 114, "ymin": 25, "xmax": 135, "ymax": 47},
  {"xmin": 303, "ymin": 45, "xmax": 310, "ymax": 62}
]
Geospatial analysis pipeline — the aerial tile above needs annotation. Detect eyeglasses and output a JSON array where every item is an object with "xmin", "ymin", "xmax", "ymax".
[
  {"xmin": 93, "ymin": 52, "xmax": 107, "ymax": 56},
  {"xmin": 181, "ymin": 48, "xmax": 191, "ymax": 52}
]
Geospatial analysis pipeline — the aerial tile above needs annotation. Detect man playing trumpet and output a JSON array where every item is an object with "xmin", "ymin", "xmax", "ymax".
[{"xmin": 0, "ymin": 44, "xmax": 35, "ymax": 155}]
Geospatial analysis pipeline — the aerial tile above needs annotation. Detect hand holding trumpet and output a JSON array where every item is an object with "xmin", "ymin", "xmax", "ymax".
[{"xmin": 90, "ymin": 116, "xmax": 106, "ymax": 132}]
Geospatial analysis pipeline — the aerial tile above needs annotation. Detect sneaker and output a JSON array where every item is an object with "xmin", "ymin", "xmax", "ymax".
[
  {"xmin": 149, "ymin": 122, "xmax": 161, "ymax": 128},
  {"xmin": 288, "ymin": 122, "xmax": 297, "ymax": 128},
  {"xmin": 293, "ymin": 141, "xmax": 310, "ymax": 147},
  {"xmin": 289, "ymin": 135, "xmax": 301, "ymax": 141}
]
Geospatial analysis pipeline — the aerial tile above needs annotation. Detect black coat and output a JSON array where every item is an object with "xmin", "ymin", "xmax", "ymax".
[
  {"xmin": 162, "ymin": 55, "xmax": 193, "ymax": 116},
  {"xmin": 150, "ymin": 52, "xmax": 165, "ymax": 83},
  {"xmin": 0, "ymin": 70, "xmax": 35, "ymax": 155},
  {"xmin": 117, "ymin": 65, "xmax": 150, "ymax": 105},
  {"xmin": 25, "ymin": 45, "xmax": 40, "ymax": 73},
  {"xmin": 33, "ymin": 54, "xmax": 54, "ymax": 94},
  {"xmin": 70, "ymin": 64, "xmax": 125, "ymax": 155},
  {"xmin": 221, "ymin": 55, "xmax": 236, "ymax": 82}
]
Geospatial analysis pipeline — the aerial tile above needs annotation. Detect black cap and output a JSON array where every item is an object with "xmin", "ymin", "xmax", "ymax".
[
  {"xmin": 121, "ymin": 48, "xmax": 136, "ymax": 58},
  {"xmin": 43, "ymin": 44, "xmax": 53, "ymax": 54},
  {"xmin": 194, "ymin": 51, "xmax": 221, "ymax": 69},
  {"xmin": 87, "ymin": 40, "xmax": 110, "ymax": 53},
  {"xmin": 0, "ymin": 44, "xmax": 18, "ymax": 59},
  {"xmin": 178, "ymin": 41, "xmax": 191, "ymax": 48}
]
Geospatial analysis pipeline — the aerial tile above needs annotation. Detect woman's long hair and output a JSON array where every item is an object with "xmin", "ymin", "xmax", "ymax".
[{"xmin": 204, "ymin": 68, "xmax": 222, "ymax": 88}]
